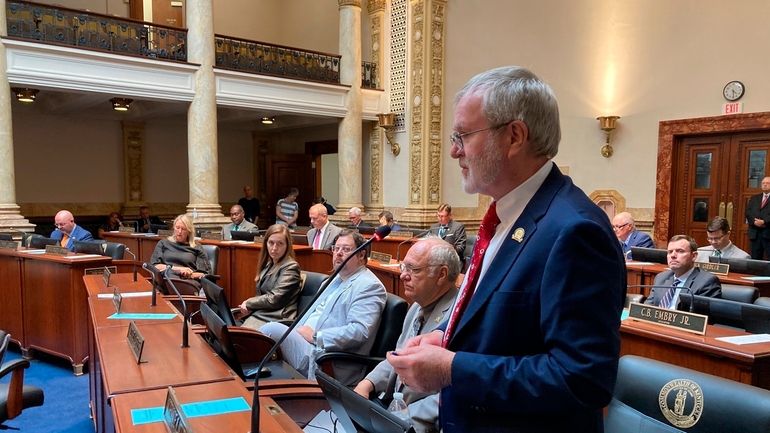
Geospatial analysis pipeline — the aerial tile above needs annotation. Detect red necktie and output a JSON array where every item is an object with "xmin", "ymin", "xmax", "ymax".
[{"xmin": 442, "ymin": 203, "xmax": 500, "ymax": 347}]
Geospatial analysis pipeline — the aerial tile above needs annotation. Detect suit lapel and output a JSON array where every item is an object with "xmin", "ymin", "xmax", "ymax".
[{"xmin": 452, "ymin": 166, "xmax": 566, "ymax": 342}]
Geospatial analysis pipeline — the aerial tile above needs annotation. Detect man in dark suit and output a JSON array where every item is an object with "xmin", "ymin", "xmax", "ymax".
[
  {"xmin": 612, "ymin": 211, "xmax": 654, "ymax": 259},
  {"xmin": 646, "ymin": 235, "xmax": 721, "ymax": 308},
  {"xmin": 347, "ymin": 207, "xmax": 372, "ymax": 228},
  {"xmin": 50, "ymin": 209, "xmax": 94, "ymax": 251},
  {"xmin": 137, "ymin": 205, "xmax": 163, "ymax": 233},
  {"xmin": 745, "ymin": 176, "xmax": 770, "ymax": 259},
  {"xmin": 387, "ymin": 66, "xmax": 626, "ymax": 432},
  {"xmin": 429, "ymin": 203, "xmax": 466, "ymax": 258}
]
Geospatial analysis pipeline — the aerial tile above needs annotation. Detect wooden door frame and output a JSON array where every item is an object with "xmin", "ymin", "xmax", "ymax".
[{"xmin": 655, "ymin": 112, "xmax": 770, "ymax": 244}]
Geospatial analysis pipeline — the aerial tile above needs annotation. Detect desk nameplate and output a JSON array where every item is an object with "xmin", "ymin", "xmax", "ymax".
[
  {"xmin": 164, "ymin": 386, "xmax": 193, "ymax": 433},
  {"xmin": 254, "ymin": 235, "xmax": 264, "ymax": 244},
  {"xmin": 370, "ymin": 251, "xmax": 392, "ymax": 264},
  {"xmin": 126, "ymin": 321, "xmax": 146, "ymax": 364},
  {"xmin": 390, "ymin": 230, "xmax": 413, "ymax": 238},
  {"xmin": 0, "ymin": 240, "xmax": 19, "ymax": 250},
  {"xmin": 85, "ymin": 265, "xmax": 117, "ymax": 276},
  {"xmin": 158, "ymin": 229, "xmax": 174, "ymax": 237},
  {"xmin": 201, "ymin": 232, "xmax": 222, "ymax": 241},
  {"xmin": 119, "ymin": 226, "xmax": 136, "ymax": 233},
  {"xmin": 694, "ymin": 261, "xmax": 729, "ymax": 276},
  {"xmin": 45, "ymin": 244, "xmax": 70, "ymax": 256},
  {"xmin": 627, "ymin": 302, "xmax": 708, "ymax": 335}
]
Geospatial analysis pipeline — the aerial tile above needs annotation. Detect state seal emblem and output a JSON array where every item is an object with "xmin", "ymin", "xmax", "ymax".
[{"xmin": 658, "ymin": 378, "xmax": 704, "ymax": 428}]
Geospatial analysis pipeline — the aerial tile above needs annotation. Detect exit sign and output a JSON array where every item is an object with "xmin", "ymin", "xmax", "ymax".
[{"xmin": 722, "ymin": 102, "xmax": 743, "ymax": 115}]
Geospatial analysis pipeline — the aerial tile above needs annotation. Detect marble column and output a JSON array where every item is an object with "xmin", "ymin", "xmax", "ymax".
[
  {"xmin": 400, "ymin": 0, "xmax": 447, "ymax": 226},
  {"xmin": 336, "ymin": 0, "xmax": 364, "ymax": 211},
  {"xmin": 0, "ymin": 0, "xmax": 34, "ymax": 235},
  {"xmin": 185, "ymin": 0, "xmax": 226, "ymax": 228},
  {"xmin": 365, "ymin": 0, "xmax": 386, "ymax": 216}
]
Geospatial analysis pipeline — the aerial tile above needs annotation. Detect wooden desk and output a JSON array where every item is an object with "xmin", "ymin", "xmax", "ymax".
[
  {"xmin": 110, "ymin": 381, "xmax": 304, "ymax": 433},
  {"xmin": 0, "ymin": 248, "xmax": 111, "ymax": 373},
  {"xmin": 370, "ymin": 236, "xmax": 416, "ymax": 260},
  {"xmin": 625, "ymin": 261, "xmax": 770, "ymax": 297},
  {"xmin": 367, "ymin": 260, "xmax": 408, "ymax": 300},
  {"xmin": 620, "ymin": 318, "xmax": 770, "ymax": 390}
]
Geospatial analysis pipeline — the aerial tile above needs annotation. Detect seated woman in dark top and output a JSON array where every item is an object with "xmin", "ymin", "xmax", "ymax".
[
  {"xmin": 150, "ymin": 214, "xmax": 211, "ymax": 281},
  {"xmin": 97, "ymin": 211, "xmax": 122, "ymax": 239},
  {"xmin": 237, "ymin": 224, "xmax": 302, "ymax": 330}
]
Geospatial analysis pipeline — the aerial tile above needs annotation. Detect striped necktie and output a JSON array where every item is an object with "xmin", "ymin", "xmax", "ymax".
[{"xmin": 660, "ymin": 278, "xmax": 681, "ymax": 309}]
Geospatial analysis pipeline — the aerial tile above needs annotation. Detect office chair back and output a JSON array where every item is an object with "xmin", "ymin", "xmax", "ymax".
[
  {"xmin": 720, "ymin": 284, "xmax": 759, "ymax": 304},
  {"xmin": 369, "ymin": 293, "xmax": 409, "ymax": 358},
  {"xmin": 298, "ymin": 271, "xmax": 329, "ymax": 313},
  {"xmin": 0, "ymin": 331, "xmax": 8, "ymax": 363},
  {"xmin": 463, "ymin": 235, "xmax": 477, "ymax": 273},
  {"xmin": 103, "ymin": 242, "xmax": 126, "ymax": 260},
  {"xmin": 630, "ymin": 247, "xmax": 668, "ymax": 264},
  {"xmin": 201, "ymin": 244, "xmax": 219, "ymax": 276},
  {"xmin": 0, "ymin": 331, "xmax": 44, "ymax": 424},
  {"xmin": 28, "ymin": 236, "xmax": 57, "ymax": 249},
  {"xmin": 199, "ymin": 303, "xmax": 243, "ymax": 378},
  {"xmin": 755, "ymin": 296, "xmax": 770, "ymax": 307},
  {"xmin": 606, "ymin": 355, "xmax": 770, "ymax": 433}
]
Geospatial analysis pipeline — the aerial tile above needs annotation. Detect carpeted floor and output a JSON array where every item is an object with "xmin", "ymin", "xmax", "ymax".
[{"xmin": 1, "ymin": 347, "xmax": 94, "ymax": 433}]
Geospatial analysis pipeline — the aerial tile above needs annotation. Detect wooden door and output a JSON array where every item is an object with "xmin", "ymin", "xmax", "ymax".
[
  {"xmin": 671, "ymin": 132, "xmax": 770, "ymax": 250},
  {"xmin": 266, "ymin": 154, "xmax": 315, "ymax": 227},
  {"xmin": 128, "ymin": 0, "xmax": 185, "ymax": 28}
]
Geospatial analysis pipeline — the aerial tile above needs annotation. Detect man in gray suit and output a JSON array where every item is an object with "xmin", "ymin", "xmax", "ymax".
[
  {"xmin": 261, "ymin": 230, "xmax": 386, "ymax": 385},
  {"xmin": 306, "ymin": 203, "xmax": 343, "ymax": 250},
  {"xmin": 354, "ymin": 237, "xmax": 459, "ymax": 433},
  {"xmin": 429, "ymin": 204, "xmax": 466, "ymax": 258},
  {"xmin": 645, "ymin": 235, "xmax": 721, "ymax": 309},
  {"xmin": 222, "ymin": 205, "xmax": 258, "ymax": 240}
]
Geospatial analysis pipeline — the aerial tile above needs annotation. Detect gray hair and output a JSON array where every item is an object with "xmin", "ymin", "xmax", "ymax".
[
  {"xmin": 349, "ymin": 207, "xmax": 362, "ymax": 216},
  {"xmin": 422, "ymin": 235, "xmax": 462, "ymax": 282},
  {"xmin": 456, "ymin": 66, "xmax": 561, "ymax": 159}
]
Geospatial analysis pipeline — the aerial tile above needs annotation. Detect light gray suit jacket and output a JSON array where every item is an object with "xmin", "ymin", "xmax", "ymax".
[
  {"xmin": 300, "ymin": 265, "xmax": 386, "ymax": 385},
  {"xmin": 222, "ymin": 220, "xmax": 258, "ymax": 240},
  {"xmin": 364, "ymin": 286, "xmax": 458, "ymax": 433},
  {"xmin": 306, "ymin": 222, "xmax": 343, "ymax": 250}
]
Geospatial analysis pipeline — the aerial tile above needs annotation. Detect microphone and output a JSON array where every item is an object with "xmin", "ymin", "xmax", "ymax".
[
  {"xmin": 250, "ymin": 225, "xmax": 391, "ymax": 433},
  {"xmin": 124, "ymin": 247, "xmax": 138, "ymax": 282},
  {"xmin": 143, "ymin": 262, "xmax": 160, "ymax": 307},
  {"xmin": 395, "ymin": 228, "xmax": 432, "ymax": 262},
  {"xmin": 162, "ymin": 265, "xmax": 189, "ymax": 348}
]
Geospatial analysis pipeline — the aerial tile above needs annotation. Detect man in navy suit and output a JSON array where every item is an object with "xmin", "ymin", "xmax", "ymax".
[
  {"xmin": 387, "ymin": 66, "xmax": 626, "ymax": 432},
  {"xmin": 50, "ymin": 209, "xmax": 94, "ymax": 251},
  {"xmin": 612, "ymin": 211, "xmax": 654, "ymax": 259},
  {"xmin": 745, "ymin": 176, "xmax": 770, "ymax": 259}
]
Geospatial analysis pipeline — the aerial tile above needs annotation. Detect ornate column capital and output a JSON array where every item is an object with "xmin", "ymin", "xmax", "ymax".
[
  {"xmin": 339, "ymin": 0, "xmax": 362, "ymax": 8},
  {"xmin": 367, "ymin": 0, "xmax": 386, "ymax": 13}
]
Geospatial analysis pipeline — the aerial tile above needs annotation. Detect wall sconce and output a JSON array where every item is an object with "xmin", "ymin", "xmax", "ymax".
[
  {"xmin": 376, "ymin": 113, "xmax": 400, "ymax": 156},
  {"xmin": 110, "ymin": 97, "xmax": 133, "ymax": 112},
  {"xmin": 12, "ymin": 88, "xmax": 39, "ymax": 103},
  {"xmin": 261, "ymin": 116, "xmax": 276, "ymax": 125},
  {"xmin": 597, "ymin": 115, "xmax": 620, "ymax": 158}
]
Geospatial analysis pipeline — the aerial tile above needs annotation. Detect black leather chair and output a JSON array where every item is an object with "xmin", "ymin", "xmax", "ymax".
[
  {"xmin": 605, "ymin": 355, "xmax": 770, "ymax": 433},
  {"xmin": 720, "ymin": 284, "xmax": 759, "ymax": 304},
  {"xmin": 27, "ymin": 235, "xmax": 57, "ymax": 249},
  {"xmin": 755, "ymin": 296, "xmax": 770, "ymax": 307},
  {"xmin": 277, "ymin": 271, "xmax": 329, "ymax": 326},
  {"xmin": 0, "ymin": 331, "xmax": 44, "ymax": 426},
  {"xmin": 103, "ymin": 242, "xmax": 126, "ymax": 260},
  {"xmin": 463, "ymin": 235, "xmax": 477, "ymax": 273},
  {"xmin": 316, "ymin": 293, "xmax": 409, "ymax": 384},
  {"xmin": 201, "ymin": 244, "xmax": 221, "ymax": 282}
]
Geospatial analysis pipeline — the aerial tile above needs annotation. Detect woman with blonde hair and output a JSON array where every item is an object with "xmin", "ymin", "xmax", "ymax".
[
  {"xmin": 150, "ymin": 214, "xmax": 211, "ymax": 280},
  {"xmin": 238, "ymin": 224, "xmax": 302, "ymax": 329}
]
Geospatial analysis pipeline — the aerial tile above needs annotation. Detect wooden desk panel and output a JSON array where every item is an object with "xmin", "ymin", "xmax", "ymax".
[
  {"xmin": 0, "ymin": 253, "xmax": 23, "ymax": 346},
  {"xmin": 110, "ymin": 381, "xmax": 304, "ymax": 433},
  {"xmin": 620, "ymin": 319, "xmax": 770, "ymax": 389},
  {"xmin": 371, "ymin": 236, "xmax": 415, "ymax": 261},
  {"xmin": 367, "ymin": 260, "xmax": 406, "ymax": 299}
]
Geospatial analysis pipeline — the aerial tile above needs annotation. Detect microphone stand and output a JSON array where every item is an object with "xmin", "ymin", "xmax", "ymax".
[
  {"xmin": 143, "ymin": 263, "xmax": 159, "ymax": 307},
  {"xmin": 249, "ymin": 225, "xmax": 392, "ymax": 433},
  {"xmin": 162, "ymin": 265, "xmax": 189, "ymax": 348},
  {"xmin": 125, "ymin": 247, "xmax": 138, "ymax": 282},
  {"xmin": 395, "ymin": 228, "xmax": 431, "ymax": 262}
]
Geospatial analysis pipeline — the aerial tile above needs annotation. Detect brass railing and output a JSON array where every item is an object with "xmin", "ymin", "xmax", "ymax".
[
  {"xmin": 214, "ymin": 34, "xmax": 341, "ymax": 85},
  {"xmin": 6, "ymin": 0, "xmax": 187, "ymax": 61},
  {"xmin": 362, "ymin": 61, "xmax": 378, "ymax": 89}
]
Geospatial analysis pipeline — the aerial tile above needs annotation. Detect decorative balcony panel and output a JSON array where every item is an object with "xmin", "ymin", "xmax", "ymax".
[
  {"xmin": 215, "ymin": 34, "xmax": 340, "ymax": 85},
  {"xmin": 6, "ymin": 0, "xmax": 187, "ymax": 61},
  {"xmin": 361, "ymin": 61, "xmax": 378, "ymax": 89}
]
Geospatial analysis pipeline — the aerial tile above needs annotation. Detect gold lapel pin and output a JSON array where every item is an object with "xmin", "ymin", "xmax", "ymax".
[{"xmin": 512, "ymin": 228, "xmax": 525, "ymax": 242}]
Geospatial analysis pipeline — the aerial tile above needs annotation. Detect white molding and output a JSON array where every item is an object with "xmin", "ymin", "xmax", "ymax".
[{"xmin": 3, "ymin": 38, "xmax": 197, "ymax": 101}]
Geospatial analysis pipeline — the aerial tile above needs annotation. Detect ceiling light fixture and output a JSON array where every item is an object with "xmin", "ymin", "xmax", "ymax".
[
  {"xmin": 12, "ymin": 88, "xmax": 39, "ymax": 103},
  {"xmin": 261, "ymin": 116, "xmax": 276, "ymax": 125},
  {"xmin": 110, "ymin": 97, "xmax": 133, "ymax": 112}
]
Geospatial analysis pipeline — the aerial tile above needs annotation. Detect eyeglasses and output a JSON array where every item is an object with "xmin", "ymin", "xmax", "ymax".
[
  {"xmin": 612, "ymin": 223, "xmax": 630, "ymax": 231},
  {"xmin": 449, "ymin": 122, "xmax": 510, "ymax": 150},
  {"xmin": 332, "ymin": 245, "xmax": 355, "ymax": 254},
  {"xmin": 399, "ymin": 263, "xmax": 438, "ymax": 275},
  {"xmin": 707, "ymin": 233, "xmax": 727, "ymax": 242}
]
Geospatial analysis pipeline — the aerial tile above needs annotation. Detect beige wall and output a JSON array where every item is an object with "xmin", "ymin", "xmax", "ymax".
[
  {"xmin": 442, "ymin": 0, "xmax": 770, "ymax": 211},
  {"xmin": 31, "ymin": 0, "xmax": 128, "ymax": 16}
]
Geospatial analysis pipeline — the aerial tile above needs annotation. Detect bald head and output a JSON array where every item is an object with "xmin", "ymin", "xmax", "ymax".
[
  {"xmin": 611, "ymin": 212, "xmax": 635, "ymax": 242},
  {"xmin": 54, "ymin": 210, "xmax": 76, "ymax": 235},
  {"xmin": 309, "ymin": 203, "xmax": 329, "ymax": 229}
]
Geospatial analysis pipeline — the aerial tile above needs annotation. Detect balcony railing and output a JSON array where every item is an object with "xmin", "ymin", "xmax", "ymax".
[
  {"xmin": 362, "ymin": 61, "xmax": 378, "ymax": 89},
  {"xmin": 6, "ymin": 0, "xmax": 187, "ymax": 61},
  {"xmin": 214, "ymin": 34, "xmax": 340, "ymax": 85}
]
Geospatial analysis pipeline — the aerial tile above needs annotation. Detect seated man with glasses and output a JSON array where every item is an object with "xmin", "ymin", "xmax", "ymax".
[
  {"xmin": 354, "ymin": 237, "xmax": 459, "ymax": 433},
  {"xmin": 696, "ymin": 216, "xmax": 750, "ymax": 263},
  {"xmin": 260, "ymin": 229, "xmax": 386, "ymax": 385},
  {"xmin": 50, "ymin": 209, "xmax": 94, "ymax": 251},
  {"xmin": 611, "ymin": 212, "xmax": 653, "ymax": 260}
]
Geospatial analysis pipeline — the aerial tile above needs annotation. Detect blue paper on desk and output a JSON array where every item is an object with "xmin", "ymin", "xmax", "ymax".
[
  {"xmin": 108, "ymin": 313, "xmax": 177, "ymax": 320},
  {"xmin": 130, "ymin": 397, "xmax": 251, "ymax": 425}
]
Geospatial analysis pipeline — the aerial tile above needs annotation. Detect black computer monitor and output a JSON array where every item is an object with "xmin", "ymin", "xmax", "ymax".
[
  {"xmin": 230, "ymin": 230, "xmax": 258, "ymax": 242},
  {"xmin": 679, "ymin": 294, "xmax": 749, "ymax": 330},
  {"xmin": 740, "ymin": 303, "xmax": 770, "ymax": 333},
  {"xmin": 28, "ymin": 236, "xmax": 58, "ymax": 249},
  {"xmin": 315, "ymin": 369, "xmax": 415, "ymax": 433},
  {"xmin": 73, "ymin": 240, "xmax": 106, "ymax": 255},
  {"xmin": 0, "ymin": 233, "xmax": 12, "ymax": 241},
  {"xmin": 630, "ymin": 247, "xmax": 667, "ymax": 264},
  {"xmin": 709, "ymin": 256, "xmax": 751, "ymax": 274},
  {"xmin": 353, "ymin": 226, "xmax": 376, "ymax": 235},
  {"xmin": 200, "ymin": 277, "xmax": 237, "ymax": 326},
  {"xmin": 150, "ymin": 223, "xmax": 168, "ymax": 234}
]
